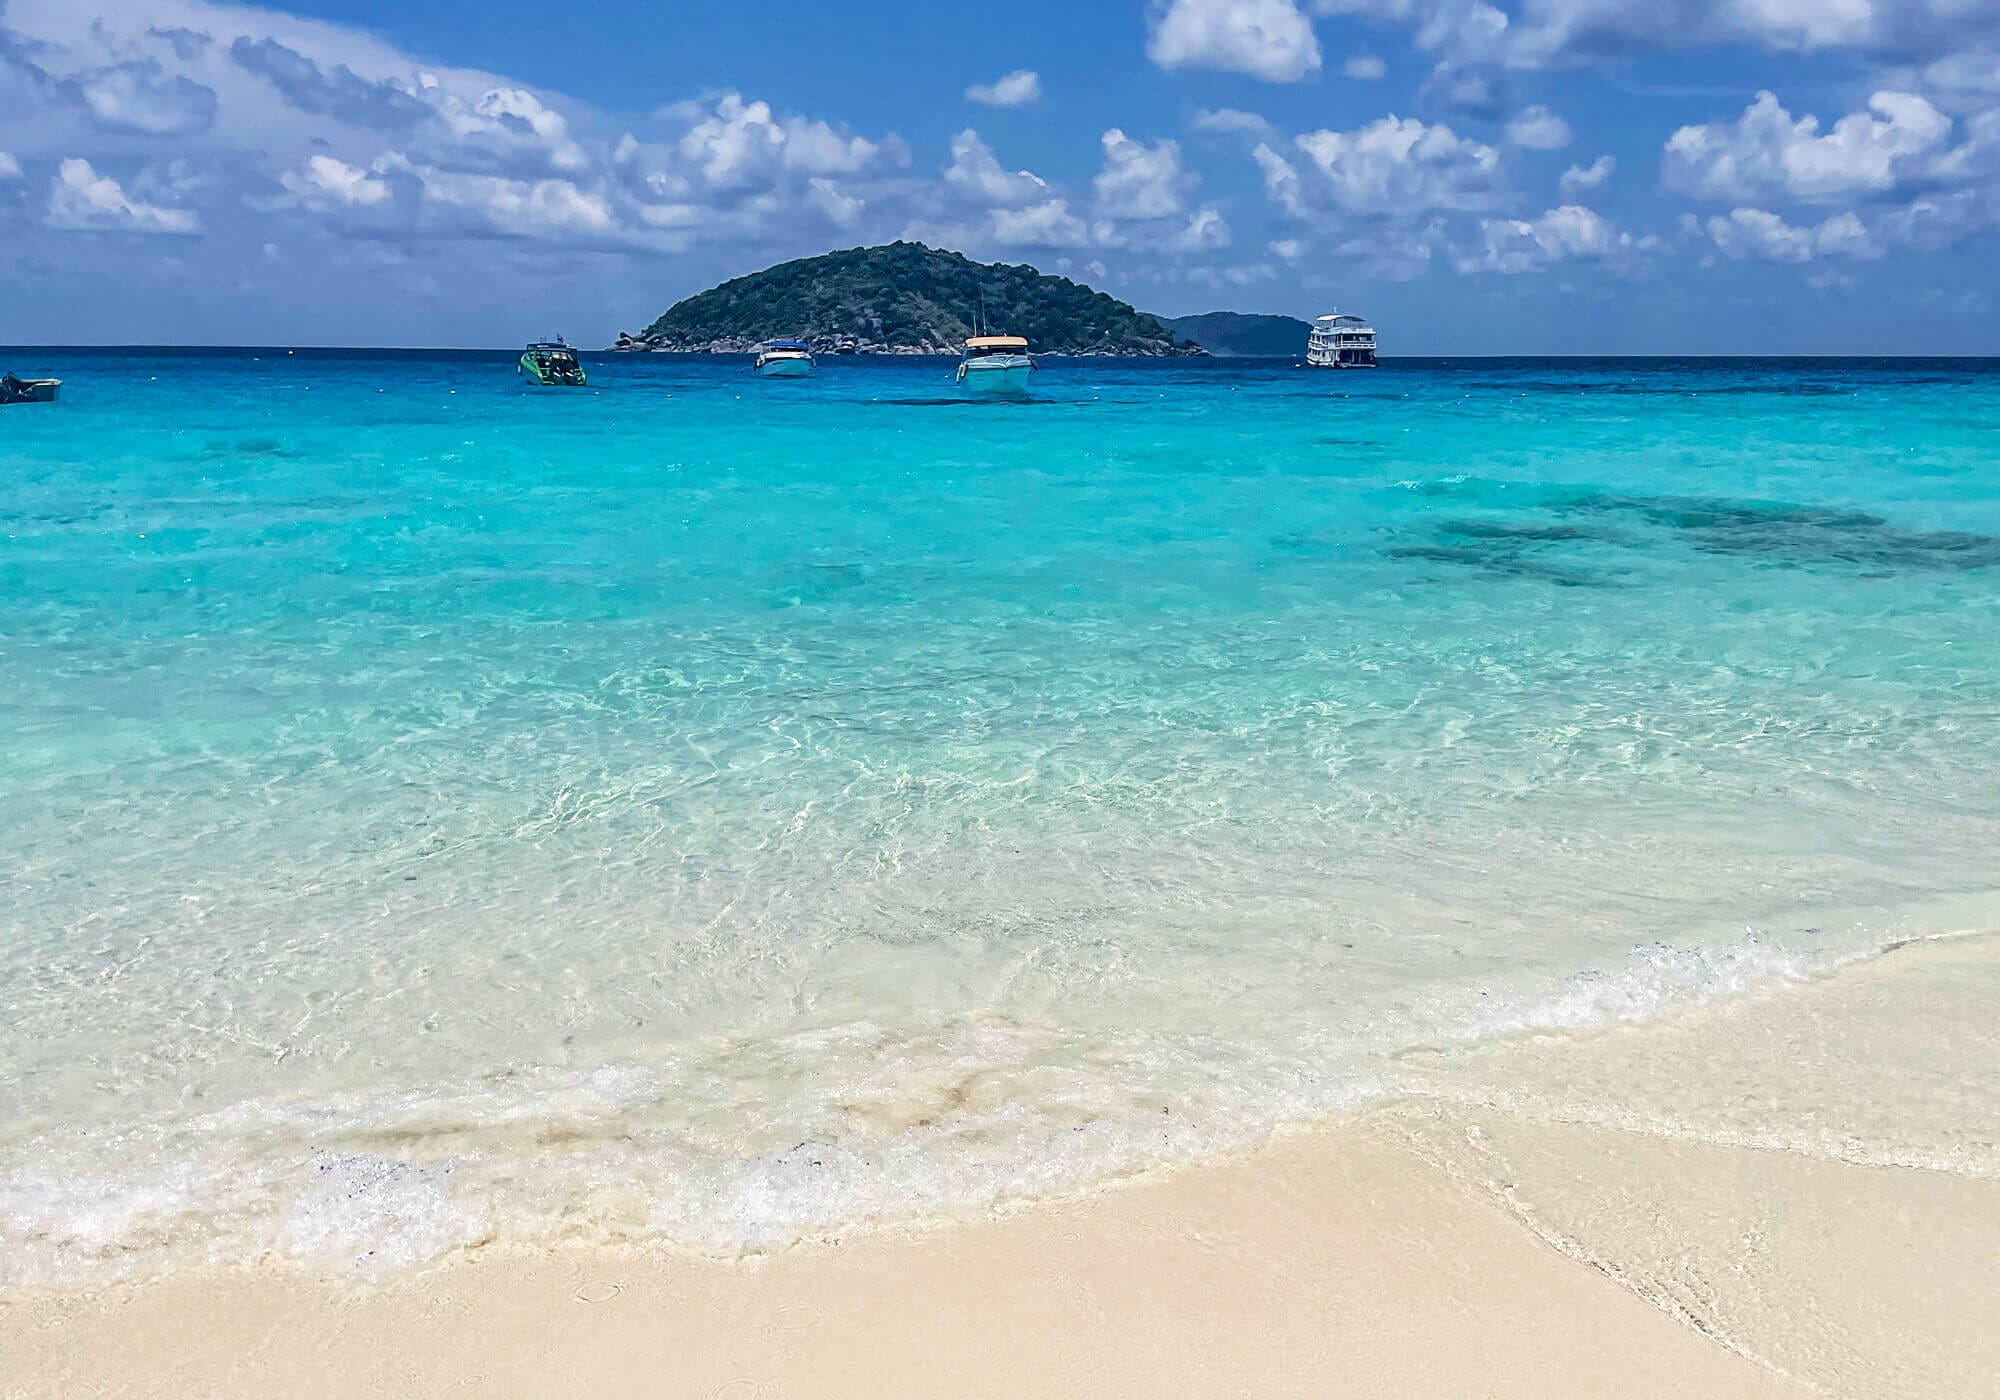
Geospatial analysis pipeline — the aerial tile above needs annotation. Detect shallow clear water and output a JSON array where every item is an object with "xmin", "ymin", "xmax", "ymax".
[{"xmin": 4, "ymin": 350, "xmax": 2000, "ymax": 1280}]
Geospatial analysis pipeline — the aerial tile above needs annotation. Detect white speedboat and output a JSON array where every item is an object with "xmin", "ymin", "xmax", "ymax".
[
  {"xmin": 1305, "ymin": 312, "xmax": 1377, "ymax": 368},
  {"xmin": 754, "ymin": 340, "xmax": 814, "ymax": 377},
  {"xmin": 956, "ymin": 335, "xmax": 1034, "ymax": 395}
]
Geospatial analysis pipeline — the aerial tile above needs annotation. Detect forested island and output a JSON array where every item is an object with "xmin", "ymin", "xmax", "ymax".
[{"xmin": 617, "ymin": 243, "xmax": 1201, "ymax": 356}]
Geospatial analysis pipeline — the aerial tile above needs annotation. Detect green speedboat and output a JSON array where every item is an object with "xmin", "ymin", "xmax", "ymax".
[{"xmin": 519, "ymin": 339, "xmax": 587, "ymax": 387}]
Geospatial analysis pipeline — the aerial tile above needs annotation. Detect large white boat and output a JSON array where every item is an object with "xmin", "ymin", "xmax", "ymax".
[
  {"xmin": 754, "ymin": 340, "xmax": 815, "ymax": 377},
  {"xmin": 1305, "ymin": 312, "xmax": 1377, "ymax": 369},
  {"xmin": 956, "ymin": 335, "xmax": 1035, "ymax": 395}
]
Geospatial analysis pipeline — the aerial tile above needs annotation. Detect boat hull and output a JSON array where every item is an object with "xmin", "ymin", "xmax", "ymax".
[
  {"xmin": 519, "ymin": 360, "xmax": 587, "ymax": 387},
  {"xmin": 957, "ymin": 357, "xmax": 1034, "ymax": 396},
  {"xmin": 756, "ymin": 357, "xmax": 814, "ymax": 378},
  {"xmin": 2, "ymin": 378, "xmax": 60, "ymax": 404}
]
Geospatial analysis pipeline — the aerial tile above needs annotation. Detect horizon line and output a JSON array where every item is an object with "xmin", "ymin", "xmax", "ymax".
[{"xmin": 7, "ymin": 344, "xmax": 2000, "ymax": 359}]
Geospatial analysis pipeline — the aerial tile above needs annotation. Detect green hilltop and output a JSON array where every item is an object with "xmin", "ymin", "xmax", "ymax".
[{"xmin": 623, "ymin": 242, "xmax": 1198, "ymax": 356}]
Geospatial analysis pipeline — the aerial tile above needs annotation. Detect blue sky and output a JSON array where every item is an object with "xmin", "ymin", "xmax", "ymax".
[{"xmin": 2, "ymin": 0, "xmax": 1997, "ymax": 351}]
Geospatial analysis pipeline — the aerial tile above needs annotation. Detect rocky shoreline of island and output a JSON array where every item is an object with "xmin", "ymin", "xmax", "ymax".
[{"xmin": 610, "ymin": 330, "xmax": 1200, "ymax": 356}]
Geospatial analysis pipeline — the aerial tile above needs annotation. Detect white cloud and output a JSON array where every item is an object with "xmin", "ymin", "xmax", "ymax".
[
  {"xmin": 1421, "ymin": 61, "xmax": 1506, "ymax": 118},
  {"xmin": 72, "ymin": 60, "xmax": 218, "ymax": 135},
  {"xmin": 384, "ymin": 155, "xmax": 614, "ymax": 237},
  {"xmin": 1191, "ymin": 107, "xmax": 1277, "ymax": 138},
  {"xmin": 1505, "ymin": 104, "xmax": 1573, "ymax": 150},
  {"xmin": 806, "ymin": 177, "xmax": 864, "ymax": 227},
  {"xmin": 1269, "ymin": 236, "xmax": 1304, "ymax": 259},
  {"xmin": 47, "ymin": 158, "xmax": 199, "ymax": 234},
  {"xmin": 1166, "ymin": 205, "xmax": 1233, "ymax": 250},
  {"xmin": 1921, "ymin": 52, "xmax": 2000, "ymax": 101},
  {"xmin": 1276, "ymin": 115, "xmax": 1505, "ymax": 215},
  {"xmin": 1812, "ymin": 210, "xmax": 1881, "ymax": 258},
  {"xmin": 281, "ymin": 153, "xmax": 389, "ymax": 206},
  {"xmin": 965, "ymin": 70, "xmax": 1041, "ymax": 107},
  {"xmin": 0, "ymin": 151, "xmax": 21, "ymax": 180},
  {"xmin": 1703, "ymin": 207, "xmax": 1816, "ymax": 262},
  {"xmin": 989, "ymin": 197, "xmax": 1091, "ymax": 247},
  {"xmin": 1558, "ymin": 154, "xmax": 1615, "ymax": 197},
  {"xmin": 1703, "ymin": 206, "xmax": 1884, "ymax": 262},
  {"xmin": 1147, "ymin": 0, "xmax": 1322, "ymax": 82},
  {"xmin": 609, "ymin": 93, "xmax": 908, "ymax": 244},
  {"xmin": 1310, "ymin": 0, "xmax": 1999, "ymax": 71},
  {"xmin": 1458, "ymin": 203, "xmax": 1651, "ymax": 274},
  {"xmin": 1094, "ymin": 129, "xmax": 1190, "ymax": 220},
  {"xmin": 1664, "ymin": 90, "xmax": 1954, "ymax": 202},
  {"xmin": 1343, "ymin": 55, "xmax": 1387, "ymax": 80},
  {"xmin": 434, "ymin": 86, "xmax": 588, "ymax": 174},
  {"xmin": 674, "ymin": 93, "xmax": 886, "ymax": 191},
  {"xmin": 942, "ymin": 129, "xmax": 1052, "ymax": 207}
]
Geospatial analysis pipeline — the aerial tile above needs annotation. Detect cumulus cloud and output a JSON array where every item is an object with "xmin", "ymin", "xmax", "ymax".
[
  {"xmin": 281, "ymin": 153, "xmax": 390, "ymax": 207},
  {"xmin": 47, "ymin": 158, "xmax": 198, "ymax": 234},
  {"xmin": 1702, "ymin": 206, "xmax": 1883, "ymax": 262},
  {"xmin": 1094, "ymin": 129, "xmax": 1191, "ymax": 220},
  {"xmin": 1343, "ymin": 55, "xmax": 1387, "ymax": 79},
  {"xmin": 1458, "ymin": 203, "xmax": 1651, "ymax": 273},
  {"xmin": 805, "ymin": 177, "xmax": 864, "ymax": 227},
  {"xmin": 610, "ymin": 91, "xmax": 907, "ymax": 245},
  {"xmin": 69, "ymin": 60, "xmax": 219, "ymax": 136},
  {"xmin": 1263, "ymin": 114, "xmax": 1505, "ymax": 216},
  {"xmin": 1269, "ymin": 236, "xmax": 1304, "ymax": 259},
  {"xmin": 1147, "ymin": 0, "xmax": 1322, "ymax": 82},
  {"xmin": 1665, "ymin": 90, "xmax": 1954, "ymax": 202},
  {"xmin": 989, "ymin": 197, "xmax": 1091, "ymax": 247},
  {"xmin": 1165, "ymin": 205, "xmax": 1233, "ymax": 250},
  {"xmin": 965, "ymin": 70, "xmax": 1041, "ymax": 107},
  {"xmin": 380, "ymin": 153, "xmax": 614, "ymax": 238},
  {"xmin": 0, "ymin": 151, "xmax": 21, "ymax": 180},
  {"xmin": 942, "ymin": 129, "xmax": 1052, "ymax": 207},
  {"xmin": 1505, "ymin": 104, "xmax": 1573, "ymax": 150},
  {"xmin": 1558, "ymin": 154, "xmax": 1615, "ymax": 197},
  {"xmin": 1420, "ymin": 62, "xmax": 1508, "ymax": 118},
  {"xmin": 1191, "ymin": 108, "xmax": 1278, "ymax": 139},
  {"xmin": 1921, "ymin": 51, "xmax": 2000, "ymax": 102},
  {"xmin": 670, "ymin": 93, "xmax": 884, "ymax": 190},
  {"xmin": 228, "ymin": 37, "xmax": 430, "ymax": 129},
  {"xmin": 1310, "ymin": 0, "xmax": 2000, "ymax": 71}
]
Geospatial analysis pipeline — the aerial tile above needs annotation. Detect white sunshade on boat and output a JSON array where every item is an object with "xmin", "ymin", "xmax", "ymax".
[{"xmin": 966, "ymin": 336, "xmax": 1028, "ymax": 350}]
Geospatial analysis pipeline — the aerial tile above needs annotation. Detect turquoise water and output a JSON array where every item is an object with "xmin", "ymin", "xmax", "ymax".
[{"xmin": 5, "ymin": 350, "xmax": 2000, "ymax": 1279}]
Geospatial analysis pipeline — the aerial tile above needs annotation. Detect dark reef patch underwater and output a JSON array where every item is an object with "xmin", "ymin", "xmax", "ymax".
[{"xmin": 1388, "ymin": 487, "xmax": 2000, "ymax": 584}]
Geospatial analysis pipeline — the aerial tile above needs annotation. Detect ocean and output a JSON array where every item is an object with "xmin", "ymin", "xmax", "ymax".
[{"xmin": 4, "ymin": 349, "xmax": 1999, "ymax": 1283}]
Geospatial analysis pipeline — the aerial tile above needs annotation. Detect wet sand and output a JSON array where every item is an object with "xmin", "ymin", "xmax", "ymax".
[{"xmin": 4, "ymin": 936, "xmax": 1993, "ymax": 1399}]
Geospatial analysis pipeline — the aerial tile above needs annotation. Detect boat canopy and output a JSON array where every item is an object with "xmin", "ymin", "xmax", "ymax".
[
  {"xmin": 966, "ymin": 336, "xmax": 1028, "ymax": 350},
  {"xmin": 763, "ymin": 340, "xmax": 811, "ymax": 351}
]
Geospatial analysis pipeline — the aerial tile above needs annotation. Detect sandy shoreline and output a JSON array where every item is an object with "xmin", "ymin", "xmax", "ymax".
[{"xmin": 4, "ymin": 935, "xmax": 1995, "ymax": 1399}]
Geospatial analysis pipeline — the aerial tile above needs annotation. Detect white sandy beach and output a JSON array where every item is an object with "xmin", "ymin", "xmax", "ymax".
[{"xmin": 5, "ymin": 933, "xmax": 1993, "ymax": 1399}]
